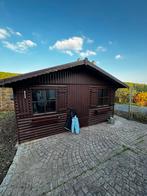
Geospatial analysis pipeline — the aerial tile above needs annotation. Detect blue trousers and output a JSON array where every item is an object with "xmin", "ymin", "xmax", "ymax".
[{"xmin": 71, "ymin": 116, "xmax": 80, "ymax": 134}]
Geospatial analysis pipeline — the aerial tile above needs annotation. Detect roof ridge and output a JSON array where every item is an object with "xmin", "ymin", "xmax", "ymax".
[{"xmin": 0, "ymin": 59, "xmax": 128, "ymax": 88}]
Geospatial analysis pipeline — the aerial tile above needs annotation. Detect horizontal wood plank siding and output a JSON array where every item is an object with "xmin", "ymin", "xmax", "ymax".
[
  {"xmin": 88, "ymin": 107, "xmax": 113, "ymax": 125},
  {"xmin": 17, "ymin": 113, "xmax": 67, "ymax": 143},
  {"xmin": 14, "ymin": 87, "xmax": 32, "ymax": 119},
  {"xmin": 14, "ymin": 86, "xmax": 68, "ymax": 143},
  {"xmin": 12, "ymin": 65, "xmax": 116, "ymax": 143}
]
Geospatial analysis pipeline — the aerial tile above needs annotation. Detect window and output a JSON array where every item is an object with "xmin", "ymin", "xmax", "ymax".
[
  {"xmin": 32, "ymin": 89, "xmax": 56, "ymax": 114},
  {"xmin": 97, "ymin": 89, "xmax": 109, "ymax": 106}
]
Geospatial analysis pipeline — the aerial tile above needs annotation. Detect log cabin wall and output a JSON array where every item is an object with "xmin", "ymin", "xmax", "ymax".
[{"xmin": 13, "ymin": 65, "xmax": 115, "ymax": 143}]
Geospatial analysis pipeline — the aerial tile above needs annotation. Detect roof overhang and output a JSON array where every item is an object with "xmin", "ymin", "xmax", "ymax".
[{"xmin": 0, "ymin": 58, "xmax": 128, "ymax": 88}]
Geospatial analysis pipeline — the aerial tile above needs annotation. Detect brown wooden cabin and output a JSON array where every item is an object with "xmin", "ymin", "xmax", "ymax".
[{"xmin": 0, "ymin": 58, "xmax": 127, "ymax": 143}]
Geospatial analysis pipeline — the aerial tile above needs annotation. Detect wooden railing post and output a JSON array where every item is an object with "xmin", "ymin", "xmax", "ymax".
[{"xmin": 128, "ymin": 86, "xmax": 133, "ymax": 119}]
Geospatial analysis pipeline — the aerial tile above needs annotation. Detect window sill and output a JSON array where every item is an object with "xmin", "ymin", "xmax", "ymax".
[
  {"xmin": 89, "ymin": 105, "xmax": 114, "ymax": 115},
  {"xmin": 31, "ymin": 112, "xmax": 59, "ymax": 126},
  {"xmin": 96, "ymin": 105, "xmax": 109, "ymax": 107},
  {"xmin": 33, "ymin": 111, "xmax": 57, "ymax": 117}
]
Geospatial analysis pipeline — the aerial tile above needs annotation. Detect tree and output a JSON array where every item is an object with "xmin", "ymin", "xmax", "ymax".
[
  {"xmin": 134, "ymin": 92, "xmax": 147, "ymax": 106},
  {"xmin": 115, "ymin": 87, "xmax": 137, "ymax": 104}
]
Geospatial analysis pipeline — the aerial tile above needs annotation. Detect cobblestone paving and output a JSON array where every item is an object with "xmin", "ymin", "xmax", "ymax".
[{"xmin": 0, "ymin": 116, "xmax": 147, "ymax": 196}]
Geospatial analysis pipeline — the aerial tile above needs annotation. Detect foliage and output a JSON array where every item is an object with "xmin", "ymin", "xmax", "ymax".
[
  {"xmin": 115, "ymin": 82, "xmax": 147, "ymax": 105},
  {"xmin": 134, "ymin": 92, "xmax": 147, "ymax": 106},
  {"xmin": 115, "ymin": 86, "xmax": 137, "ymax": 104},
  {"xmin": 0, "ymin": 112, "xmax": 16, "ymax": 142},
  {"xmin": 0, "ymin": 72, "xmax": 19, "ymax": 79},
  {"xmin": 132, "ymin": 111, "xmax": 147, "ymax": 123},
  {"xmin": 115, "ymin": 110, "xmax": 147, "ymax": 123}
]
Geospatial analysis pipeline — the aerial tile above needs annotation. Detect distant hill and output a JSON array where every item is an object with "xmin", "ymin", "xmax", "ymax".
[
  {"xmin": 126, "ymin": 82, "xmax": 147, "ymax": 92},
  {"xmin": 0, "ymin": 72, "xmax": 20, "ymax": 79}
]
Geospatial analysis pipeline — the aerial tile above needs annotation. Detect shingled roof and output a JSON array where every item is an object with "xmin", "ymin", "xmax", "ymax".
[{"xmin": 0, "ymin": 58, "xmax": 128, "ymax": 88}]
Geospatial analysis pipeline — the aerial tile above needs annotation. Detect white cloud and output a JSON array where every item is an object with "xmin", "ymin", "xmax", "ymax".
[
  {"xmin": 86, "ymin": 38, "xmax": 94, "ymax": 44},
  {"xmin": 0, "ymin": 27, "xmax": 22, "ymax": 40},
  {"xmin": 63, "ymin": 50, "xmax": 73, "ymax": 56},
  {"xmin": 49, "ymin": 36, "xmax": 84, "ymax": 55},
  {"xmin": 97, "ymin": 46, "xmax": 107, "ymax": 52},
  {"xmin": 49, "ymin": 36, "xmax": 97, "ymax": 57},
  {"xmin": 6, "ymin": 27, "xmax": 22, "ymax": 36},
  {"xmin": 2, "ymin": 40, "xmax": 37, "ymax": 53},
  {"xmin": 115, "ymin": 54, "xmax": 123, "ymax": 60},
  {"xmin": 0, "ymin": 28, "xmax": 10, "ymax": 39},
  {"xmin": 16, "ymin": 31, "xmax": 22, "ymax": 36},
  {"xmin": 78, "ymin": 50, "xmax": 96, "ymax": 58}
]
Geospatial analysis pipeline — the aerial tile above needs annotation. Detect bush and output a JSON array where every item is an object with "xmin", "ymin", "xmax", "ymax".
[
  {"xmin": 132, "ymin": 111, "xmax": 147, "ymax": 123},
  {"xmin": 114, "ymin": 110, "xmax": 147, "ymax": 124},
  {"xmin": 114, "ymin": 110, "xmax": 129, "ymax": 119},
  {"xmin": 134, "ymin": 92, "xmax": 147, "ymax": 106},
  {"xmin": 0, "ymin": 112, "xmax": 17, "ymax": 143}
]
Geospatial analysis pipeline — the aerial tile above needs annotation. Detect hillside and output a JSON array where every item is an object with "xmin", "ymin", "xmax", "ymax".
[
  {"xmin": 126, "ymin": 82, "xmax": 147, "ymax": 92},
  {"xmin": 0, "ymin": 72, "xmax": 20, "ymax": 80}
]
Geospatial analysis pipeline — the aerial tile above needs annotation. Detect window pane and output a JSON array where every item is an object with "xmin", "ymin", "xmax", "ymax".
[
  {"xmin": 33, "ymin": 101, "xmax": 45, "ymax": 113},
  {"xmin": 103, "ymin": 98, "xmax": 109, "ymax": 105},
  {"xmin": 32, "ymin": 89, "xmax": 56, "ymax": 114},
  {"xmin": 46, "ymin": 90, "xmax": 56, "ymax": 100},
  {"xmin": 98, "ymin": 98, "xmax": 103, "ymax": 105},
  {"xmin": 103, "ymin": 89, "xmax": 108, "ymax": 97},
  {"xmin": 32, "ymin": 90, "xmax": 46, "ymax": 102},
  {"xmin": 98, "ymin": 89, "xmax": 103, "ymax": 97},
  {"xmin": 46, "ymin": 100, "xmax": 56, "ymax": 112}
]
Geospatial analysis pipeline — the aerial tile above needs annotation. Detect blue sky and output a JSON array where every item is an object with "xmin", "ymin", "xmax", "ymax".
[{"xmin": 0, "ymin": 0, "xmax": 147, "ymax": 83}]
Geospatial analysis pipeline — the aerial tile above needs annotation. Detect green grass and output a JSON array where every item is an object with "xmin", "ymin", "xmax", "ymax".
[
  {"xmin": 115, "ymin": 110, "xmax": 147, "ymax": 123},
  {"xmin": 0, "ymin": 72, "xmax": 20, "ymax": 79},
  {"xmin": 132, "ymin": 111, "xmax": 147, "ymax": 123}
]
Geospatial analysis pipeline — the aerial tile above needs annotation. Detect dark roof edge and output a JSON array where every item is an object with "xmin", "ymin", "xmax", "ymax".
[
  {"xmin": 86, "ymin": 60, "xmax": 128, "ymax": 88},
  {"xmin": 0, "ymin": 60, "xmax": 84, "ymax": 86},
  {"xmin": 0, "ymin": 59, "xmax": 128, "ymax": 88}
]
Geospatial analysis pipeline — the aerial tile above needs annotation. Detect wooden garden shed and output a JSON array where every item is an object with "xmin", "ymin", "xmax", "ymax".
[{"xmin": 0, "ymin": 58, "xmax": 127, "ymax": 143}]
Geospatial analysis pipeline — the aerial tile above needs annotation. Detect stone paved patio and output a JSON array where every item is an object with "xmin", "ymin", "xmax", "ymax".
[{"xmin": 0, "ymin": 116, "xmax": 147, "ymax": 196}]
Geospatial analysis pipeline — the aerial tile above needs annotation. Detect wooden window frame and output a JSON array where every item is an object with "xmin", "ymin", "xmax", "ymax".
[
  {"xmin": 97, "ymin": 88, "xmax": 109, "ymax": 106},
  {"xmin": 32, "ymin": 88, "xmax": 57, "ymax": 116}
]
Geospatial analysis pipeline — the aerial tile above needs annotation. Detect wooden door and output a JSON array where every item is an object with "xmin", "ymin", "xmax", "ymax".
[{"xmin": 68, "ymin": 85, "xmax": 89, "ymax": 127}]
